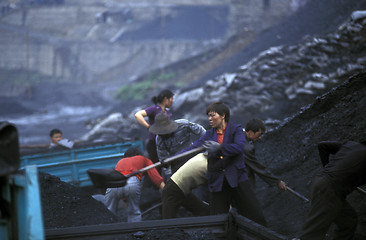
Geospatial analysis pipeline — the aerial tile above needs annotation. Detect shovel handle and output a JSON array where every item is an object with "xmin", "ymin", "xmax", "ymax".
[
  {"xmin": 357, "ymin": 187, "xmax": 366, "ymax": 195},
  {"xmin": 125, "ymin": 146, "xmax": 206, "ymax": 178},
  {"xmin": 142, "ymin": 202, "xmax": 163, "ymax": 216},
  {"xmin": 287, "ymin": 186, "xmax": 310, "ymax": 203}
]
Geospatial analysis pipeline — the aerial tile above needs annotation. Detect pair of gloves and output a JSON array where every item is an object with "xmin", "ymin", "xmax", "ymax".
[{"xmin": 203, "ymin": 140, "xmax": 221, "ymax": 153}]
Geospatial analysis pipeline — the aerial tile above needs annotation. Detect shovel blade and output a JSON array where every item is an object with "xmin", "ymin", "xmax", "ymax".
[{"xmin": 87, "ymin": 168, "xmax": 127, "ymax": 188}]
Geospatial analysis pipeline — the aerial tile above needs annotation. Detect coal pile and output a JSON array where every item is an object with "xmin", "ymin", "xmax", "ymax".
[
  {"xmin": 38, "ymin": 171, "xmax": 214, "ymax": 239},
  {"xmin": 39, "ymin": 172, "xmax": 119, "ymax": 229},
  {"xmin": 255, "ymin": 72, "xmax": 366, "ymax": 239}
]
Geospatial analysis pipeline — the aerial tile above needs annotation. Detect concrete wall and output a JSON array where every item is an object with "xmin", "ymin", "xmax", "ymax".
[
  {"xmin": 0, "ymin": 0, "xmax": 292, "ymax": 87},
  {"xmin": 0, "ymin": 25, "xmax": 215, "ymax": 83},
  {"xmin": 0, "ymin": 3, "xmax": 223, "ymax": 85}
]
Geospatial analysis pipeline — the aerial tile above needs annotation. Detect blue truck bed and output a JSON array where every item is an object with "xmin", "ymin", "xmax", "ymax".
[{"xmin": 20, "ymin": 141, "xmax": 144, "ymax": 187}]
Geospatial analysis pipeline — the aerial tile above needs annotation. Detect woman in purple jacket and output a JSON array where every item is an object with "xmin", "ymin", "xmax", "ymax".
[
  {"xmin": 182, "ymin": 101, "xmax": 267, "ymax": 226},
  {"xmin": 134, "ymin": 89, "xmax": 174, "ymax": 164}
]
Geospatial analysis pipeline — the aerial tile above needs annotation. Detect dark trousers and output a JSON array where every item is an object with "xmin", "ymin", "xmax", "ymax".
[
  {"xmin": 300, "ymin": 176, "xmax": 358, "ymax": 240},
  {"xmin": 210, "ymin": 178, "xmax": 267, "ymax": 226},
  {"xmin": 146, "ymin": 139, "xmax": 159, "ymax": 164},
  {"xmin": 142, "ymin": 139, "xmax": 161, "ymax": 188},
  {"xmin": 162, "ymin": 180, "xmax": 209, "ymax": 219}
]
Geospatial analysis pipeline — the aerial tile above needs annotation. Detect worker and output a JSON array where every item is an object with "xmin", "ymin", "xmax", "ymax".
[
  {"xmin": 162, "ymin": 153, "xmax": 210, "ymax": 218},
  {"xmin": 243, "ymin": 118, "xmax": 287, "ymax": 190},
  {"xmin": 172, "ymin": 102, "xmax": 267, "ymax": 226},
  {"xmin": 296, "ymin": 140, "xmax": 366, "ymax": 240},
  {"xmin": 104, "ymin": 147, "xmax": 165, "ymax": 222},
  {"xmin": 149, "ymin": 112, "xmax": 206, "ymax": 180},
  {"xmin": 134, "ymin": 89, "xmax": 174, "ymax": 165}
]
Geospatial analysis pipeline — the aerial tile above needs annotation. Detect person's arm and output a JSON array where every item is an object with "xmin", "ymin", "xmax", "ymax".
[
  {"xmin": 176, "ymin": 131, "xmax": 210, "ymax": 155},
  {"xmin": 220, "ymin": 124, "xmax": 245, "ymax": 157},
  {"xmin": 189, "ymin": 122, "xmax": 206, "ymax": 138},
  {"xmin": 57, "ymin": 139, "xmax": 74, "ymax": 149},
  {"xmin": 244, "ymin": 143, "xmax": 285, "ymax": 189},
  {"xmin": 144, "ymin": 157, "xmax": 164, "ymax": 187},
  {"xmin": 318, "ymin": 141, "xmax": 342, "ymax": 166},
  {"xmin": 134, "ymin": 109, "xmax": 150, "ymax": 129}
]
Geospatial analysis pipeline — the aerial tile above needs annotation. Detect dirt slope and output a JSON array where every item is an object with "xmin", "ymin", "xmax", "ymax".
[
  {"xmin": 193, "ymin": 0, "xmax": 366, "ymax": 86},
  {"xmin": 254, "ymin": 71, "xmax": 366, "ymax": 239}
]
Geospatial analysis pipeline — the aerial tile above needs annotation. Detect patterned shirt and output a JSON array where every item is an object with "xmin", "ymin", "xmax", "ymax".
[{"xmin": 156, "ymin": 119, "xmax": 206, "ymax": 173}]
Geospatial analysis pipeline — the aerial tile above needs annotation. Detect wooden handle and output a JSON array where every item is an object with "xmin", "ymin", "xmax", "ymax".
[{"xmin": 125, "ymin": 146, "xmax": 205, "ymax": 178}]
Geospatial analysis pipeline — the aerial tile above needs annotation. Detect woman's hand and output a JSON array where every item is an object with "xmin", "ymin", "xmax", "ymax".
[{"xmin": 203, "ymin": 140, "xmax": 221, "ymax": 153}]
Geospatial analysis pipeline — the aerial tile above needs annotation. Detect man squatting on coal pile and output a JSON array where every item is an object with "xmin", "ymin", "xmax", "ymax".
[
  {"xmin": 161, "ymin": 102, "xmax": 287, "ymax": 224},
  {"xmin": 104, "ymin": 147, "xmax": 165, "ymax": 222},
  {"xmin": 294, "ymin": 140, "xmax": 366, "ymax": 240}
]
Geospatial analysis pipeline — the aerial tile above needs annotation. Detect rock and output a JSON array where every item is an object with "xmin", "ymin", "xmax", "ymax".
[
  {"xmin": 351, "ymin": 10, "xmax": 366, "ymax": 22},
  {"xmin": 304, "ymin": 81, "xmax": 325, "ymax": 90}
]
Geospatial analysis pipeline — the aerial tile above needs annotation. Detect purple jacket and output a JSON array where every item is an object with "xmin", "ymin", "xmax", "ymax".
[
  {"xmin": 180, "ymin": 122, "xmax": 248, "ymax": 192},
  {"xmin": 145, "ymin": 105, "xmax": 172, "ymax": 140}
]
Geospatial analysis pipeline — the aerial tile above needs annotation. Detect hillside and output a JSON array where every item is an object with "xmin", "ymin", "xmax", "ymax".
[
  {"xmin": 191, "ymin": 0, "xmax": 366, "ymax": 86},
  {"xmin": 171, "ymin": 8, "xmax": 366, "ymax": 129},
  {"xmin": 255, "ymin": 72, "xmax": 366, "ymax": 238},
  {"xmin": 130, "ymin": 0, "xmax": 366, "ymax": 101},
  {"xmin": 78, "ymin": 10, "xmax": 366, "ymax": 145}
]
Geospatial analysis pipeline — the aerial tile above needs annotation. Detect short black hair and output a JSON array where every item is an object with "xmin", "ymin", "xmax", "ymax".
[
  {"xmin": 245, "ymin": 119, "xmax": 266, "ymax": 133},
  {"xmin": 49, "ymin": 129, "xmax": 62, "ymax": 137},
  {"xmin": 206, "ymin": 101, "xmax": 230, "ymax": 122},
  {"xmin": 124, "ymin": 147, "xmax": 143, "ymax": 158}
]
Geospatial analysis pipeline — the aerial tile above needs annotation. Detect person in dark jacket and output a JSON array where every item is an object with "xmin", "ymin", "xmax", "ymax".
[
  {"xmin": 162, "ymin": 118, "xmax": 288, "ymax": 221},
  {"xmin": 297, "ymin": 140, "xmax": 366, "ymax": 240},
  {"xmin": 149, "ymin": 112, "xmax": 206, "ymax": 180},
  {"xmin": 179, "ymin": 102, "xmax": 267, "ymax": 226},
  {"xmin": 244, "ymin": 118, "xmax": 287, "ymax": 190}
]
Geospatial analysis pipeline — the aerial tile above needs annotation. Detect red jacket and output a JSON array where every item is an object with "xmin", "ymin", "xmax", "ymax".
[{"xmin": 115, "ymin": 155, "xmax": 163, "ymax": 187}]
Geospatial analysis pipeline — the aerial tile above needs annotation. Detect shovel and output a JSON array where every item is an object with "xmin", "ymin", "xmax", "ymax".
[
  {"xmin": 357, "ymin": 187, "xmax": 366, "ymax": 195},
  {"xmin": 87, "ymin": 146, "xmax": 205, "ymax": 188},
  {"xmin": 287, "ymin": 186, "xmax": 310, "ymax": 203}
]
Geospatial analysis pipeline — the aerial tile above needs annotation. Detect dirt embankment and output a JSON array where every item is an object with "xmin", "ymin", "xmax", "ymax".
[{"xmin": 255, "ymin": 71, "xmax": 366, "ymax": 239}]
